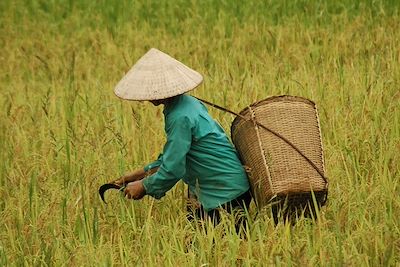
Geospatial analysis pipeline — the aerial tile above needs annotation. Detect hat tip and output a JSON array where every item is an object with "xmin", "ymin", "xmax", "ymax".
[{"xmin": 148, "ymin": 47, "xmax": 161, "ymax": 53}]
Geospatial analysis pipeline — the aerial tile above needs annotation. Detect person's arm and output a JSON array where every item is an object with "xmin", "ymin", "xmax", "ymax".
[
  {"xmin": 141, "ymin": 115, "xmax": 193, "ymax": 199},
  {"xmin": 113, "ymin": 166, "xmax": 159, "ymax": 186},
  {"xmin": 143, "ymin": 154, "xmax": 163, "ymax": 172}
]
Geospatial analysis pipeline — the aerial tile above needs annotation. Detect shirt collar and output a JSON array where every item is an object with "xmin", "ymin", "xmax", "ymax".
[{"xmin": 163, "ymin": 95, "xmax": 182, "ymax": 115}]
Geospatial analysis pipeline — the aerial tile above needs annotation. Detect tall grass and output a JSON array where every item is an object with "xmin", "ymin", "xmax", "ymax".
[{"xmin": 1, "ymin": 0, "xmax": 399, "ymax": 265}]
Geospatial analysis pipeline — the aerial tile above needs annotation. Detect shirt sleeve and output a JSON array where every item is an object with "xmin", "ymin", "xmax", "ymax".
[
  {"xmin": 142, "ymin": 115, "xmax": 192, "ymax": 199},
  {"xmin": 143, "ymin": 154, "xmax": 163, "ymax": 172}
]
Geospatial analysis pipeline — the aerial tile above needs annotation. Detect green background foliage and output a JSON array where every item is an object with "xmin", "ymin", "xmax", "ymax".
[{"xmin": 0, "ymin": 0, "xmax": 399, "ymax": 265}]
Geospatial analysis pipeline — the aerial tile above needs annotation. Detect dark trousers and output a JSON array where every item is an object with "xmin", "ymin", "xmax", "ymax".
[{"xmin": 187, "ymin": 190, "xmax": 252, "ymax": 233}]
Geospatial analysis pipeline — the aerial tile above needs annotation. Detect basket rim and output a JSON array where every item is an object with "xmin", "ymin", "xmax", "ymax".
[{"xmin": 232, "ymin": 95, "xmax": 316, "ymax": 128}]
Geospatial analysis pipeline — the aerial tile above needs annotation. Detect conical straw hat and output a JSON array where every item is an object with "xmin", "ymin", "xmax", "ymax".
[{"xmin": 114, "ymin": 48, "xmax": 203, "ymax": 101}]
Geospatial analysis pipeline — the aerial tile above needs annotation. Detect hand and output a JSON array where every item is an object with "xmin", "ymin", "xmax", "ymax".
[
  {"xmin": 124, "ymin": 180, "xmax": 146, "ymax": 200},
  {"xmin": 113, "ymin": 177, "xmax": 127, "ymax": 187}
]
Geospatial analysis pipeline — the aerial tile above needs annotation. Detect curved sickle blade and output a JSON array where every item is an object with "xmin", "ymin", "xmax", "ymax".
[{"xmin": 99, "ymin": 183, "xmax": 122, "ymax": 204}]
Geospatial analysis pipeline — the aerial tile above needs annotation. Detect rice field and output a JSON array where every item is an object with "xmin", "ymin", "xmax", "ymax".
[{"xmin": 0, "ymin": 0, "xmax": 399, "ymax": 266}]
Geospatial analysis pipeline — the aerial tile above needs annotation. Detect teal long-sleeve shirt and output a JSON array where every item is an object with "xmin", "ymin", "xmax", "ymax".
[{"xmin": 142, "ymin": 95, "xmax": 250, "ymax": 211}]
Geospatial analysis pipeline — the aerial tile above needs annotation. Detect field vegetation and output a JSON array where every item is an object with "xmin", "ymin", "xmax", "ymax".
[{"xmin": 1, "ymin": 0, "xmax": 399, "ymax": 265}]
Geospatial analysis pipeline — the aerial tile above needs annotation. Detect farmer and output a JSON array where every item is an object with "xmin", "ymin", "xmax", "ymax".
[{"xmin": 112, "ymin": 48, "xmax": 251, "ymax": 231}]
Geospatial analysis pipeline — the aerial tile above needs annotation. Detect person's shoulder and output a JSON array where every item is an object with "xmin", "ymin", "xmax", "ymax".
[
  {"xmin": 165, "ymin": 108, "xmax": 192, "ymax": 132},
  {"xmin": 171, "ymin": 95, "xmax": 200, "ymax": 113},
  {"xmin": 167, "ymin": 95, "xmax": 200, "ymax": 123},
  {"xmin": 180, "ymin": 94, "xmax": 201, "ymax": 106}
]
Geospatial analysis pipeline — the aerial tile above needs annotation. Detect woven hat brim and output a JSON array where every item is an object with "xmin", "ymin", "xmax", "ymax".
[
  {"xmin": 114, "ymin": 81, "xmax": 203, "ymax": 101},
  {"xmin": 114, "ymin": 48, "xmax": 203, "ymax": 101}
]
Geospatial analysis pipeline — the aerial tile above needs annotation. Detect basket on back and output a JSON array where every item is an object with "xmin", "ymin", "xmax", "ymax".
[{"xmin": 231, "ymin": 95, "xmax": 328, "ymax": 209}]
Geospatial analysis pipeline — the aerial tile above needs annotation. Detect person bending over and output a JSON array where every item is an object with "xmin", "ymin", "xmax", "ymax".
[{"xmin": 112, "ymin": 48, "xmax": 251, "ymax": 232}]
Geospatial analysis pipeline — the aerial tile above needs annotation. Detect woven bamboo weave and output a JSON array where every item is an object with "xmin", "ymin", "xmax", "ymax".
[{"xmin": 231, "ymin": 95, "xmax": 328, "ymax": 208}]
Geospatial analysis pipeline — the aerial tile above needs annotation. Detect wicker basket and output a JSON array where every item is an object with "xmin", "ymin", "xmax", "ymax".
[{"xmin": 231, "ymin": 95, "xmax": 328, "ymax": 209}]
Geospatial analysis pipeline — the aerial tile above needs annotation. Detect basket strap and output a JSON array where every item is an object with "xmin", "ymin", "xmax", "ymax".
[{"xmin": 194, "ymin": 96, "xmax": 328, "ymax": 185}]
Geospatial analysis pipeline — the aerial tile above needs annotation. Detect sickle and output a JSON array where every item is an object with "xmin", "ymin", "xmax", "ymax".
[{"xmin": 99, "ymin": 183, "xmax": 123, "ymax": 204}]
